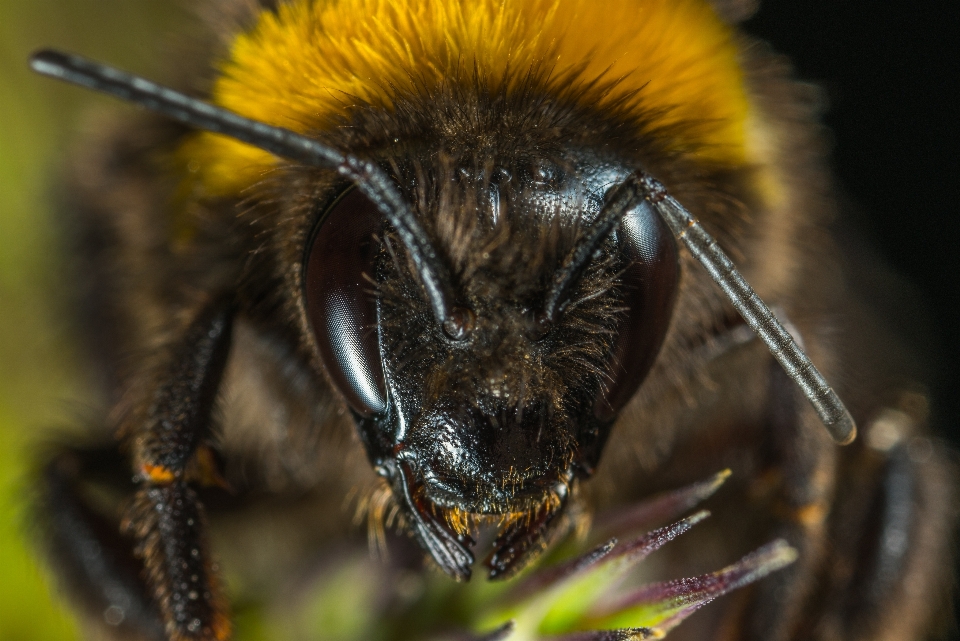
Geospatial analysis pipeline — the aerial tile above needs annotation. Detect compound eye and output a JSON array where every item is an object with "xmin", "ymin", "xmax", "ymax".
[
  {"xmin": 594, "ymin": 200, "xmax": 679, "ymax": 422},
  {"xmin": 304, "ymin": 188, "xmax": 387, "ymax": 417}
]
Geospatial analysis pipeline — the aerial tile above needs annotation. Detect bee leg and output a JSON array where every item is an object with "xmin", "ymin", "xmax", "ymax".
[
  {"xmin": 837, "ymin": 441, "xmax": 954, "ymax": 639},
  {"xmin": 124, "ymin": 297, "xmax": 234, "ymax": 641},
  {"xmin": 807, "ymin": 435, "xmax": 955, "ymax": 640},
  {"xmin": 741, "ymin": 361, "xmax": 839, "ymax": 641},
  {"xmin": 39, "ymin": 445, "xmax": 166, "ymax": 640}
]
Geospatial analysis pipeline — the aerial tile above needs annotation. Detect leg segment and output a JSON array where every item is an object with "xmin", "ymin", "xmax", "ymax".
[
  {"xmin": 123, "ymin": 296, "xmax": 235, "ymax": 641},
  {"xmin": 805, "ymin": 434, "xmax": 956, "ymax": 640},
  {"xmin": 132, "ymin": 298, "xmax": 233, "ymax": 477},
  {"xmin": 123, "ymin": 483, "xmax": 228, "ymax": 641},
  {"xmin": 40, "ymin": 446, "xmax": 166, "ymax": 641},
  {"xmin": 742, "ymin": 361, "xmax": 838, "ymax": 641}
]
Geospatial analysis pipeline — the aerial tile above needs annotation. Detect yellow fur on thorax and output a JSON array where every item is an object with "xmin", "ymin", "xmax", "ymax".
[{"xmin": 183, "ymin": 0, "xmax": 751, "ymax": 196}]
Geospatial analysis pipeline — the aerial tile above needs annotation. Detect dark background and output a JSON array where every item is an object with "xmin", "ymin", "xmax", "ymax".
[
  {"xmin": 747, "ymin": 2, "xmax": 959, "ymax": 437},
  {"xmin": 747, "ymin": 2, "xmax": 959, "ymax": 637}
]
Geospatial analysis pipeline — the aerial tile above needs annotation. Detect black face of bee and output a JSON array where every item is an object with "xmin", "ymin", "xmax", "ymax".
[{"xmin": 303, "ymin": 151, "xmax": 678, "ymax": 578}]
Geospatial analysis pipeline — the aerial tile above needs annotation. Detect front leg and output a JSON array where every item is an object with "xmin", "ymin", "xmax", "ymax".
[
  {"xmin": 742, "ymin": 361, "xmax": 838, "ymax": 641},
  {"xmin": 121, "ymin": 296, "xmax": 234, "ymax": 641}
]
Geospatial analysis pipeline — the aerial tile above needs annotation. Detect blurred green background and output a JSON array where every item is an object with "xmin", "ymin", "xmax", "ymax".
[{"xmin": 0, "ymin": 2, "xmax": 186, "ymax": 638}]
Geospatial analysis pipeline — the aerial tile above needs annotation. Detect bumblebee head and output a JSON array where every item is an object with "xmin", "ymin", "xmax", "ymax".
[{"xmin": 301, "ymin": 115, "xmax": 679, "ymax": 574}]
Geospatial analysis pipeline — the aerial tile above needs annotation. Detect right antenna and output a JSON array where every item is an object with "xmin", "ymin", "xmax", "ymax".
[{"xmin": 639, "ymin": 173, "xmax": 857, "ymax": 445}]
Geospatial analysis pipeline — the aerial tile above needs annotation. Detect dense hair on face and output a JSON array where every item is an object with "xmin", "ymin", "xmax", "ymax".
[{"xmin": 376, "ymin": 156, "xmax": 625, "ymax": 427}]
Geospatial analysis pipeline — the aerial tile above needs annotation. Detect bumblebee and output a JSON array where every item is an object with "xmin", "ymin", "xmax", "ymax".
[{"xmin": 30, "ymin": 0, "xmax": 955, "ymax": 640}]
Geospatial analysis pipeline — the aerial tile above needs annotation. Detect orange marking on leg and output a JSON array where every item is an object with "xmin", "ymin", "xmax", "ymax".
[
  {"xmin": 142, "ymin": 463, "xmax": 176, "ymax": 484},
  {"xmin": 211, "ymin": 611, "xmax": 232, "ymax": 641},
  {"xmin": 187, "ymin": 445, "xmax": 232, "ymax": 491},
  {"xmin": 772, "ymin": 499, "xmax": 828, "ymax": 527},
  {"xmin": 792, "ymin": 501, "xmax": 828, "ymax": 526}
]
